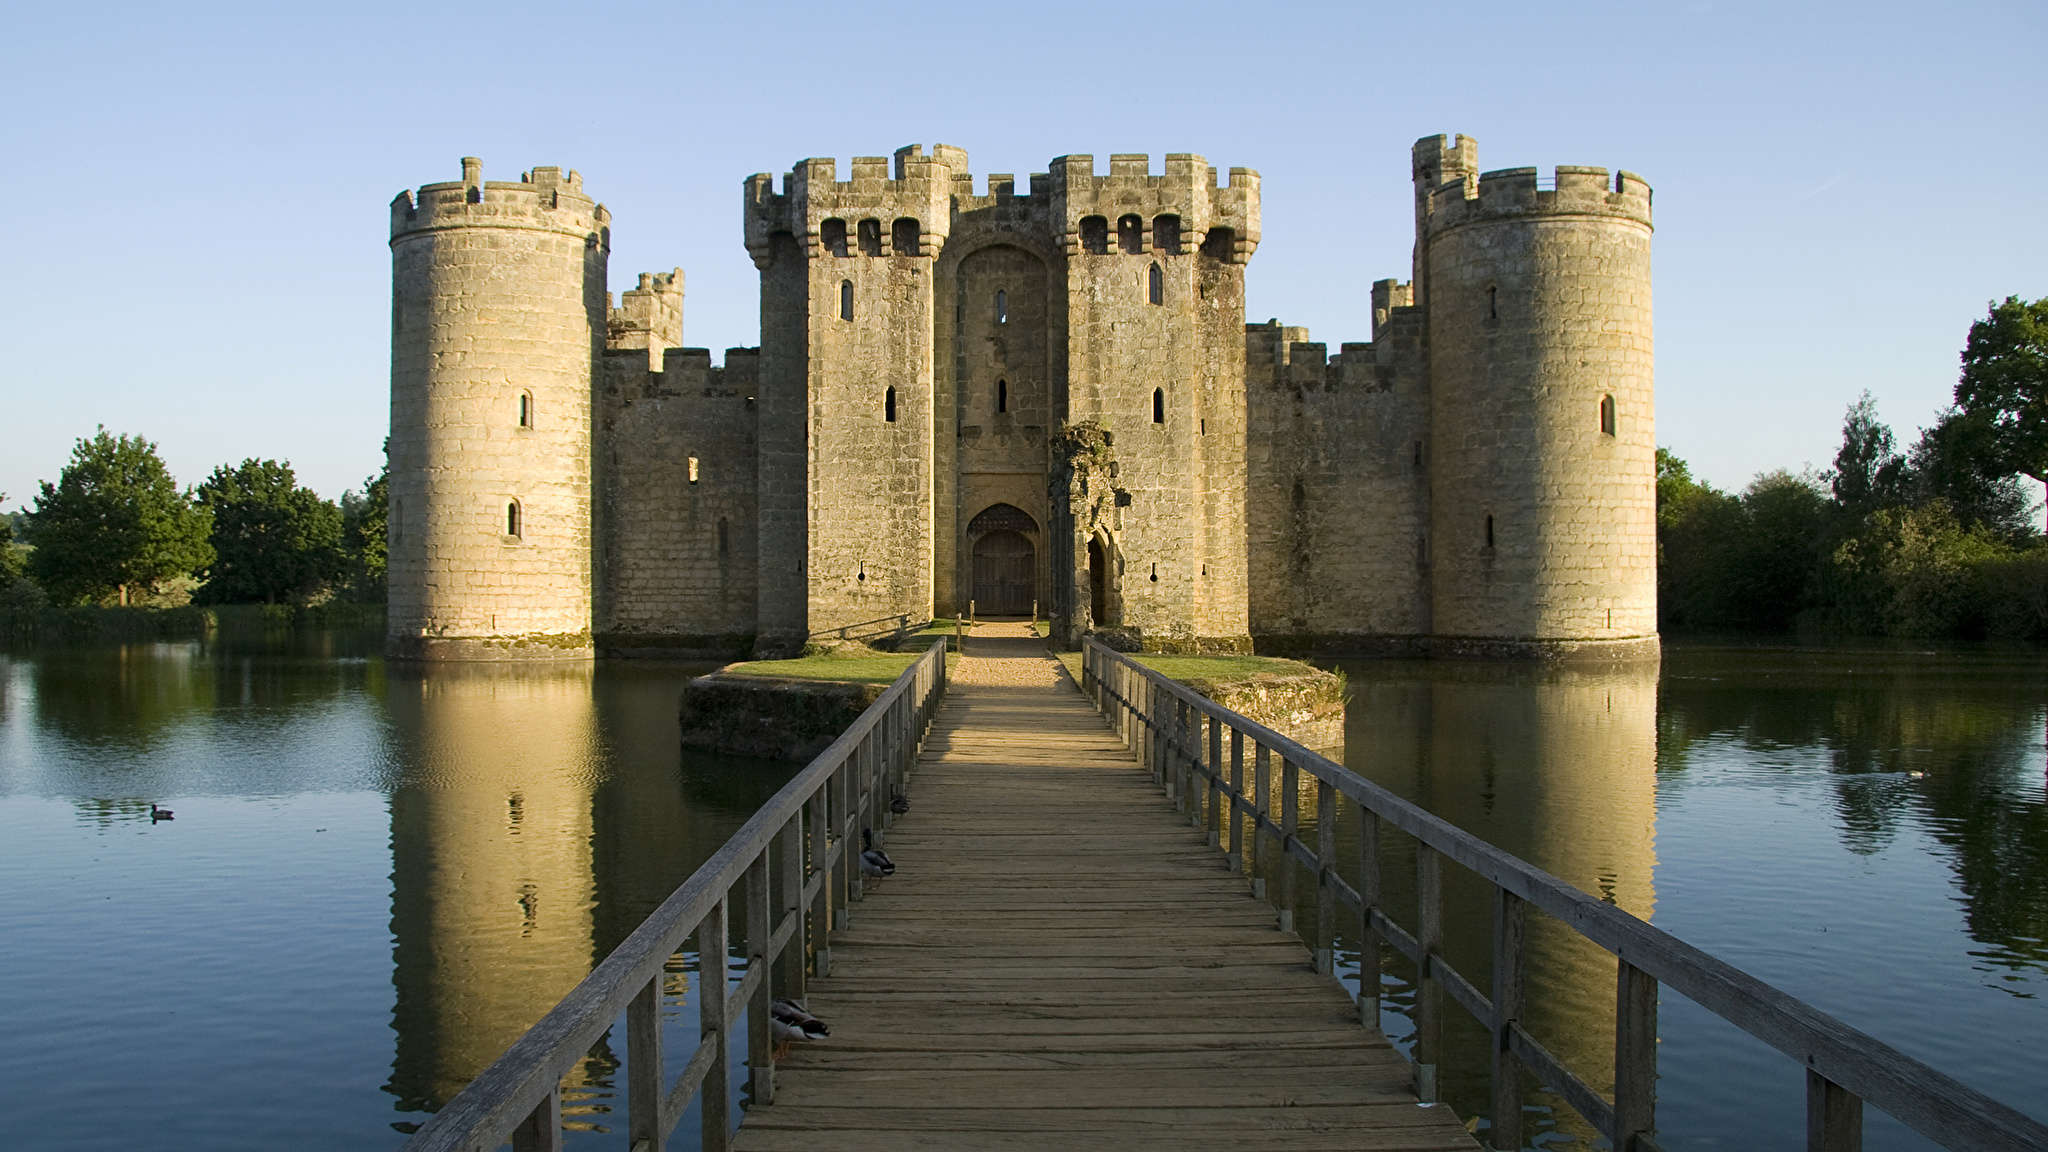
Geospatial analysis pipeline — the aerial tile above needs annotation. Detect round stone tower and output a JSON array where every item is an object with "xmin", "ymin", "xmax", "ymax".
[
  {"xmin": 387, "ymin": 158, "xmax": 609, "ymax": 660},
  {"xmin": 1417, "ymin": 136, "xmax": 1657, "ymax": 656}
]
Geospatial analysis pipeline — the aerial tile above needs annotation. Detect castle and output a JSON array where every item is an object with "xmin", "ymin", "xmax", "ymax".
[{"xmin": 384, "ymin": 136, "xmax": 1656, "ymax": 661}]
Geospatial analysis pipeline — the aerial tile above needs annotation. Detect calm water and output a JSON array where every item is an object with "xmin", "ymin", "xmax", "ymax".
[{"xmin": 2, "ymin": 633, "xmax": 2043, "ymax": 1150}]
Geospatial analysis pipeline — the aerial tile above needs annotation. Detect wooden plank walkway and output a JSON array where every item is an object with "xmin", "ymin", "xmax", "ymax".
[{"xmin": 732, "ymin": 629, "xmax": 1478, "ymax": 1152}]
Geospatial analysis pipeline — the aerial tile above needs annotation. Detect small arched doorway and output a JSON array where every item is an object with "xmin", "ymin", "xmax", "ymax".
[
  {"xmin": 1088, "ymin": 537, "xmax": 1108, "ymax": 624},
  {"xmin": 972, "ymin": 531, "xmax": 1034, "ymax": 616}
]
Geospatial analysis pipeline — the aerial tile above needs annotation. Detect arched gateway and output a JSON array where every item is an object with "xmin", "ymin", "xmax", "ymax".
[{"xmin": 968, "ymin": 504, "xmax": 1037, "ymax": 616}]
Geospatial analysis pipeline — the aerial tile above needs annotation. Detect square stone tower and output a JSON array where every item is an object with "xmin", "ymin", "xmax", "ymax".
[{"xmin": 744, "ymin": 146, "xmax": 1259, "ymax": 655}]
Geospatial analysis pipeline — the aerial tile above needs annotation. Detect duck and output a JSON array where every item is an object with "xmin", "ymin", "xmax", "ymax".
[
  {"xmin": 889, "ymin": 788, "xmax": 910, "ymax": 815},
  {"xmin": 859, "ymin": 828, "xmax": 895, "ymax": 880},
  {"xmin": 770, "ymin": 998, "xmax": 829, "ymax": 1060},
  {"xmin": 149, "ymin": 804, "xmax": 174, "ymax": 822}
]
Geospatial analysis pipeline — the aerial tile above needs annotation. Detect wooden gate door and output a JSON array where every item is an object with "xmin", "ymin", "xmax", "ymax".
[{"xmin": 972, "ymin": 531, "xmax": 1035, "ymax": 616}]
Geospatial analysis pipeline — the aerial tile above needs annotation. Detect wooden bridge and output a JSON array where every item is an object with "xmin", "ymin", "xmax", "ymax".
[
  {"xmin": 403, "ymin": 627, "xmax": 2048, "ymax": 1152},
  {"xmin": 729, "ymin": 630, "xmax": 1466, "ymax": 1151}
]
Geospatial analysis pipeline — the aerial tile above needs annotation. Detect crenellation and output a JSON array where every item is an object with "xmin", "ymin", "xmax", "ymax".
[{"xmin": 391, "ymin": 134, "xmax": 1655, "ymax": 662}]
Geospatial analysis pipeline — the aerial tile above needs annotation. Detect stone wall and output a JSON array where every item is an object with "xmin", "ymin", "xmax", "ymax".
[
  {"xmin": 387, "ymin": 159, "xmax": 606, "ymax": 660},
  {"xmin": 596, "ymin": 339, "xmax": 760, "ymax": 657},
  {"xmin": 1422, "ymin": 147, "xmax": 1657, "ymax": 653}
]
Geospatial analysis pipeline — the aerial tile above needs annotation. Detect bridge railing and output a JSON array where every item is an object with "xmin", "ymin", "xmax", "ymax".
[
  {"xmin": 1080, "ymin": 639, "xmax": 2048, "ymax": 1152},
  {"xmin": 401, "ymin": 640, "xmax": 948, "ymax": 1152}
]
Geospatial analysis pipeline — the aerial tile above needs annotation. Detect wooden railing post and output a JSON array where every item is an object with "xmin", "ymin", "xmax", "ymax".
[
  {"xmin": 511, "ymin": 1085, "xmax": 562, "ymax": 1152},
  {"xmin": 1490, "ymin": 888, "xmax": 1526, "ymax": 1150},
  {"xmin": 1614, "ymin": 960, "xmax": 1658, "ymax": 1151},
  {"xmin": 1278, "ymin": 758, "xmax": 1300, "ymax": 935},
  {"xmin": 745, "ymin": 852, "xmax": 773, "ymax": 1104},
  {"xmin": 1314, "ymin": 776, "xmax": 1336, "ymax": 975},
  {"xmin": 1358, "ymin": 806, "xmax": 1382, "ymax": 1028},
  {"xmin": 1415, "ymin": 842, "xmax": 1443, "ymax": 1103},
  {"xmin": 1250, "ymin": 742, "xmax": 1270, "ymax": 902},
  {"xmin": 779, "ymin": 813, "xmax": 805, "ymax": 1003},
  {"xmin": 1228, "ymin": 727, "xmax": 1245, "ymax": 873},
  {"xmin": 832, "ymin": 758, "xmax": 852, "ymax": 925},
  {"xmin": 1207, "ymin": 715, "xmax": 1223, "ymax": 847},
  {"xmin": 699, "ymin": 897, "xmax": 731, "ymax": 1152},
  {"xmin": 628, "ymin": 972, "xmax": 665, "ymax": 1152},
  {"xmin": 807, "ymin": 793, "xmax": 830, "ymax": 977},
  {"xmin": 1808, "ymin": 1069, "xmax": 1865, "ymax": 1152}
]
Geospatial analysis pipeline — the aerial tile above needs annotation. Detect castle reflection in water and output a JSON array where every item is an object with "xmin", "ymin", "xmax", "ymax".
[{"xmin": 379, "ymin": 662, "xmax": 794, "ymax": 1124}]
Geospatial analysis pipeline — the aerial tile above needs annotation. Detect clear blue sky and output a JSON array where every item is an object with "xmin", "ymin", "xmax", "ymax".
[{"xmin": 2, "ymin": 0, "xmax": 2042, "ymax": 508}]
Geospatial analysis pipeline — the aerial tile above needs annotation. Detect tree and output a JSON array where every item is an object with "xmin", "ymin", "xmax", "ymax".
[
  {"xmin": 1954, "ymin": 295, "xmax": 2048, "ymax": 483},
  {"xmin": 24, "ymin": 429, "xmax": 213, "ymax": 606},
  {"xmin": 196, "ymin": 459, "xmax": 345, "ymax": 604},
  {"xmin": 1825, "ymin": 392, "xmax": 1908, "ymax": 514},
  {"xmin": 340, "ymin": 463, "xmax": 388, "ymax": 602},
  {"xmin": 1905, "ymin": 409, "xmax": 2036, "ymax": 541},
  {"xmin": 0, "ymin": 495, "xmax": 23, "ymax": 584}
]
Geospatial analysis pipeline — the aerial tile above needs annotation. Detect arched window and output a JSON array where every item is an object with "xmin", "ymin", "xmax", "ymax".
[
  {"xmin": 1152, "ymin": 214, "xmax": 1182, "ymax": 254},
  {"xmin": 1200, "ymin": 226, "xmax": 1236, "ymax": 261},
  {"xmin": 717, "ymin": 517, "xmax": 729, "ymax": 554},
  {"xmin": 518, "ymin": 391, "xmax": 533, "ymax": 428},
  {"xmin": 1117, "ymin": 214, "xmax": 1144, "ymax": 255},
  {"xmin": 857, "ymin": 218, "xmax": 883, "ymax": 256},
  {"xmin": 891, "ymin": 217, "xmax": 920, "ymax": 256},
  {"xmin": 1148, "ymin": 262, "xmax": 1162, "ymax": 305},
  {"xmin": 687, "ymin": 456, "xmax": 700, "ymax": 483},
  {"xmin": 1600, "ymin": 394, "xmax": 1617, "ymax": 436},
  {"xmin": 884, "ymin": 386, "xmax": 897, "ymax": 423},
  {"xmin": 840, "ymin": 280, "xmax": 853, "ymax": 321},
  {"xmin": 1152, "ymin": 388, "xmax": 1165, "ymax": 424},
  {"xmin": 507, "ymin": 501, "xmax": 522, "ymax": 539},
  {"xmin": 1485, "ymin": 514, "xmax": 1495, "ymax": 549},
  {"xmin": 1079, "ymin": 216, "xmax": 1109, "ymax": 255},
  {"xmin": 996, "ymin": 289, "xmax": 1007, "ymax": 324},
  {"xmin": 997, "ymin": 379, "xmax": 1008, "ymax": 414},
  {"xmin": 1487, "ymin": 286, "xmax": 1498, "ymax": 321},
  {"xmin": 821, "ymin": 217, "xmax": 849, "ymax": 257}
]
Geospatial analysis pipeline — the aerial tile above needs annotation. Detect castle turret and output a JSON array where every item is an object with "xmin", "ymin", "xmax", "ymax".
[
  {"xmin": 387, "ymin": 159, "xmax": 610, "ymax": 660},
  {"xmin": 744, "ymin": 146, "xmax": 961, "ymax": 655},
  {"xmin": 1419, "ymin": 137, "xmax": 1657, "ymax": 655}
]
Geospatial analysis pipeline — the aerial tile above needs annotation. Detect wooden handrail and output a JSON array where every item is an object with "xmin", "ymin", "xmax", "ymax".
[
  {"xmin": 1081, "ymin": 639, "xmax": 2048, "ymax": 1152},
  {"xmin": 401, "ymin": 641, "xmax": 948, "ymax": 1152}
]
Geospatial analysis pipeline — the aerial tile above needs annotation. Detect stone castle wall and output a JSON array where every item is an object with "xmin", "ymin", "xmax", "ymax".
[
  {"xmin": 388, "ymin": 136, "xmax": 1658, "ymax": 662},
  {"xmin": 1422, "ymin": 150, "xmax": 1657, "ymax": 652},
  {"xmin": 387, "ymin": 159, "xmax": 606, "ymax": 660}
]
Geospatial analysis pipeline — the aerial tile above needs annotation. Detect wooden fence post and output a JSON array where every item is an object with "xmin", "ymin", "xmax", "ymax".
[
  {"xmin": 1278, "ymin": 758, "xmax": 1299, "ymax": 935},
  {"xmin": 1415, "ymin": 843, "xmax": 1442, "ymax": 1103},
  {"xmin": 1358, "ymin": 806, "xmax": 1382, "ymax": 1028},
  {"xmin": 627, "ymin": 973, "xmax": 665, "ymax": 1152},
  {"xmin": 1207, "ymin": 715, "xmax": 1223, "ymax": 848},
  {"xmin": 780, "ymin": 813, "xmax": 805, "ymax": 1002},
  {"xmin": 1228, "ymin": 728, "xmax": 1245, "ymax": 873},
  {"xmin": 1251, "ymin": 742, "xmax": 1271, "ymax": 902},
  {"xmin": 1807, "ymin": 1069, "xmax": 1864, "ymax": 1152},
  {"xmin": 746, "ymin": 853, "xmax": 773, "ymax": 1104},
  {"xmin": 699, "ymin": 897, "xmax": 731, "ymax": 1152},
  {"xmin": 1490, "ymin": 889, "xmax": 1526, "ymax": 1150},
  {"xmin": 1314, "ymin": 776, "xmax": 1336, "ymax": 975},
  {"xmin": 1614, "ymin": 960, "xmax": 1658, "ymax": 1151},
  {"xmin": 511, "ymin": 1086, "xmax": 562, "ymax": 1152},
  {"xmin": 808, "ymin": 793, "xmax": 829, "ymax": 978}
]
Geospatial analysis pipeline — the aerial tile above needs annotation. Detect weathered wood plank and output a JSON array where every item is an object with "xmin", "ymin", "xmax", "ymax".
[{"xmin": 734, "ymin": 642, "xmax": 1475, "ymax": 1152}]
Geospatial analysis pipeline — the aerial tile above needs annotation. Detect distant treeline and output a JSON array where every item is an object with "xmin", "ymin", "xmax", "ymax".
[
  {"xmin": 2, "ymin": 429, "xmax": 386, "ymax": 636},
  {"xmin": 1661, "ymin": 296, "xmax": 2048, "ymax": 639}
]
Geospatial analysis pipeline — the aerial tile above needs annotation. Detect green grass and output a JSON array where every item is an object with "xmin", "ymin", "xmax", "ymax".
[
  {"xmin": 720, "ymin": 650, "xmax": 954, "ymax": 685},
  {"xmin": 1131, "ymin": 654, "xmax": 1325, "ymax": 683}
]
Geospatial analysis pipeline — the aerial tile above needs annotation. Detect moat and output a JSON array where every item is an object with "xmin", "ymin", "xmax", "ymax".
[{"xmin": 1, "ymin": 628, "xmax": 2042, "ymax": 1151}]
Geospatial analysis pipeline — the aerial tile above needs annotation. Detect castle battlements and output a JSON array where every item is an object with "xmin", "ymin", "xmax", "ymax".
[
  {"xmin": 743, "ymin": 145, "xmax": 965, "ymax": 266},
  {"xmin": 391, "ymin": 158, "xmax": 608, "ymax": 242},
  {"xmin": 1044, "ymin": 153, "xmax": 1260, "ymax": 263},
  {"xmin": 607, "ymin": 269, "xmax": 683, "ymax": 370},
  {"xmin": 1423, "ymin": 163, "xmax": 1652, "ymax": 235}
]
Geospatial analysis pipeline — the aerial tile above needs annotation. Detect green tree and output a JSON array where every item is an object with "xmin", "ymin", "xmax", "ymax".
[
  {"xmin": 1826, "ymin": 392, "xmax": 1908, "ymax": 514},
  {"xmin": 24, "ymin": 429, "xmax": 214, "ymax": 606},
  {"xmin": 1954, "ymin": 295, "xmax": 2048, "ymax": 482},
  {"xmin": 196, "ymin": 459, "xmax": 345, "ymax": 604},
  {"xmin": 1905, "ymin": 408, "xmax": 2036, "ymax": 541},
  {"xmin": 340, "ymin": 463, "xmax": 388, "ymax": 602},
  {"xmin": 0, "ymin": 496, "xmax": 24, "ymax": 585}
]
